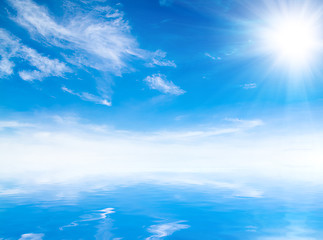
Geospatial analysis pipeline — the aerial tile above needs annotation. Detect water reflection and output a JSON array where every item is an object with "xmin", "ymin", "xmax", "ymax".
[{"xmin": 1, "ymin": 174, "xmax": 323, "ymax": 239}]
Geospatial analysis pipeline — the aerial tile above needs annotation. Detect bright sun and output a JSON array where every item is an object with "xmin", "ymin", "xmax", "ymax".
[{"xmin": 258, "ymin": 6, "xmax": 322, "ymax": 73}]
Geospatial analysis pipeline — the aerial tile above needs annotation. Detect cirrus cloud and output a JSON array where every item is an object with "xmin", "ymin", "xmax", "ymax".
[{"xmin": 144, "ymin": 73, "xmax": 185, "ymax": 95}]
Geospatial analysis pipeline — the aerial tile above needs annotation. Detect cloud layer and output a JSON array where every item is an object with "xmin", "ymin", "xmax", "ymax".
[{"xmin": 0, "ymin": 116, "xmax": 322, "ymax": 186}]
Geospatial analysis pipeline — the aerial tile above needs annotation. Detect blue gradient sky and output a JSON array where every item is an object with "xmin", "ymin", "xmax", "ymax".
[{"xmin": 1, "ymin": 0, "xmax": 323, "ymax": 183}]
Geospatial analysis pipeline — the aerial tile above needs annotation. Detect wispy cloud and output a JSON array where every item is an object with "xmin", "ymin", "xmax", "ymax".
[
  {"xmin": 146, "ymin": 221, "xmax": 189, "ymax": 240},
  {"xmin": 18, "ymin": 233, "xmax": 44, "ymax": 240},
  {"xmin": 144, "ymin": 73, "xmax": 185, "ymax": 95},
  {"xmin": 225, "ymin": 118, "xmax": 263, "ymax": 128},
  {"xmin": 0, "ymin": 121, "xmax": 34, "ymax": 130},
  {"xmin": 0, "ymin": 28, "xmax": 70, "ymax": 81},
  {"xmin": 3, "ymin": 0, "xmax": 177, "ymax": 104},
  {"xmin": 7, "ymin": 0, "xmax": 173, "ymax": 75},
  {"xmin": 242, "ymin": 83, "xmax": 257, "ymax": 89},
  {"xmin": 18, "ymin": 46, "xmax": 70, "ymax": 81},
  {"xmin": 205, "ymin": 52, "xmax": 222, "ymax": 61},
  {"xmin": 147, "ymin": 50, "xmax": 176, "ymax": 67},
  {"xmin": 0, "ymin": 29, "xmax": 20, "ymax": 77},
  {"xmin": 149, "ymin": 118, "xmax": 263, "ymax": 141},
  {"xmin": 7, "ymin": 0, "xmax": 137, "ymax": 74},
  {"xmin": 62, "ymin": 86, "xmax": 112, "ymax": 106}
]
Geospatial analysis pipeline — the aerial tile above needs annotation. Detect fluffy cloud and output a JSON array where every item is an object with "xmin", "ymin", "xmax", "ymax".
[{"xmin": 144, "ymin": 73, "xmax": 185, "ymax": 95}]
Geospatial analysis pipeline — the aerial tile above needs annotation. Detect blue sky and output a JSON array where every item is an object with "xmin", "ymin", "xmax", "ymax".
[{"xmin": 1, "ymin": 0, "xmax": 323, "ymax": 183}]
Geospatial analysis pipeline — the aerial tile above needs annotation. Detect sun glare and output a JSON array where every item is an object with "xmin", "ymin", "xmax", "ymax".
[{"xmin": 258, "ymin": 5, "xmax": 322, "ymax": 73}]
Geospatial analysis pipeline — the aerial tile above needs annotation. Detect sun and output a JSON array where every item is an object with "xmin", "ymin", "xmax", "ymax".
[
  {"xmin": 256, "ymin": 4, "xmax": 322, "ymax": 74},
  {"xmin": 266, "ymin": 18, "xmax": 318, "ymax": 63}
]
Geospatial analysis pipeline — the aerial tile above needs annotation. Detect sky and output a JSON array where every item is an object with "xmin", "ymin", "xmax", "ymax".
[{"xmin": 1, "ymin": 0, "xmax": 323, "ymax": 184}]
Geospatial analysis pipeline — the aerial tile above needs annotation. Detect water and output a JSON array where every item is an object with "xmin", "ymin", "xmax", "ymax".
[{"xmin": 1, "ymin": 174, "xmax": 323, "ymax": 239}]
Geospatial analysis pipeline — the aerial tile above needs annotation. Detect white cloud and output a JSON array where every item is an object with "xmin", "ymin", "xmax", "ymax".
[
  {"xmin": 0, "ymin": 116, "xmax": 322, "ymax": 188},
  {"xmin": 146, "ymin": 221, "xmax": 189, "ymax": 240},
  {"xmin": 19, "ymin": 233, "xmax": 44, "ymax": 240},
  {"xmin": 147, "ymin": 50, "xmax": 176, "ymax": 67},
  {"xmin": 0, "ymin": 28, "xmax": 70, "ymax": 81},
  {"xmin": 0, "ymin": 29, "xmax": 20, "ymax": 77},
  {"xmin": 8, "ymin": 0, "xmax": 170, "ymax": 75},
  {"xmin": 144, "ymin": 73, "xmax": 185, "ymax": 95},
  {"xmin": 225, "ymin": 118, "xmax": 263, "ymax": 128},
  {"xmin": 62, "ymin": 86, "xmax": 112, "ymax": 106},
  {"xmin": 18, "ymin": 46, "xmax": 70, "ymax": 81},
  {"xmin": 205, "ymin": 52, "xmax": 221, "ymax": 61},
  {"xmin": 242, "ymin": 83, "xmax": 257, "ymax": 89},
  {"xmin": 8, "ymin": 0, "xmax": 175, "ymax": 74},
  {"xmin": 0, "ymin": 121, "xmax": 33, "ymax": 130},
  {"xmin": 2, "ymin": 0, "xmax": 178, "ymax": 104},
  {"xmin": 0, "ymin": 57, "xmax": 15, "ymax": 76}
]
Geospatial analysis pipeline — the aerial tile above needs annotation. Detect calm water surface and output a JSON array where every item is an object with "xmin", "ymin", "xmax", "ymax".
[{"xmin": 1, "ymin": 175, "xmax": 323, "ymax": 239}]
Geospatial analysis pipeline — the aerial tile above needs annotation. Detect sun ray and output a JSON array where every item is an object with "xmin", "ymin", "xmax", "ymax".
[{"xmin": 253, "ymin": 1, "xmax": 323, "ymax": 76}]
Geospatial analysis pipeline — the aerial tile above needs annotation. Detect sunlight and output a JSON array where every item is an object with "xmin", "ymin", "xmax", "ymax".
[{"xmin": 257, "ymin": 5, "xmax": 322, "ymax": 73}]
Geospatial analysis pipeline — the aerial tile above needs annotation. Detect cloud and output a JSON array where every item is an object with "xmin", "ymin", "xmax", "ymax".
[
  {"xmin": 144, "ymin": 74, "xmax": 185, "ymax": 95},
  {"xmin": 0, "ymin": 28, "xmax": 70, "ymax": 81},
  {"xmin": 19, "ymin": 233, "xmax": 44, "ymax": 240},
  {"xmin": 146, "ymin": 221, "xmax": 189, "ymax": 239},
  {"xmin": 147, "ymin": 50, "xmax": 176, "ymax": 67},
  {"xmin": 0, "ymin": 115, "xmax": 322, "ymax": 187},
  {"xmin": 3, "ymin": 0, "xmax": 177, "ymax": 104},
  {"xmin": 18, "ymin": 46, "xmax": 70, "ymax": 81},
  {"xmin": 242, "ymin": 83, "xmax": 257, "ymax": 89},
  {"xmin": 205, "ymin": 52, "xmax": 221, "ymax": 61},
  {"xmin": 0, "ymin": 57, "xmax": 15, "ymax": 76},
  {"xmin": 0, "ymin": 121, "xmax": 34, "ymax": 130},
  {"xmin": 7, "ymin": 0, "xmax": 173, "ymax": 74},
  {"xmin": 62, "ymin": 86, "xmax": 112, "ymax": 106},
  {"xmin": 225, "ymin": 118, "xmax": 263, "ymax": 128},
  {"xmin": 0, "ymin": 29, "xmax": 20, "ymax": 77}
]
